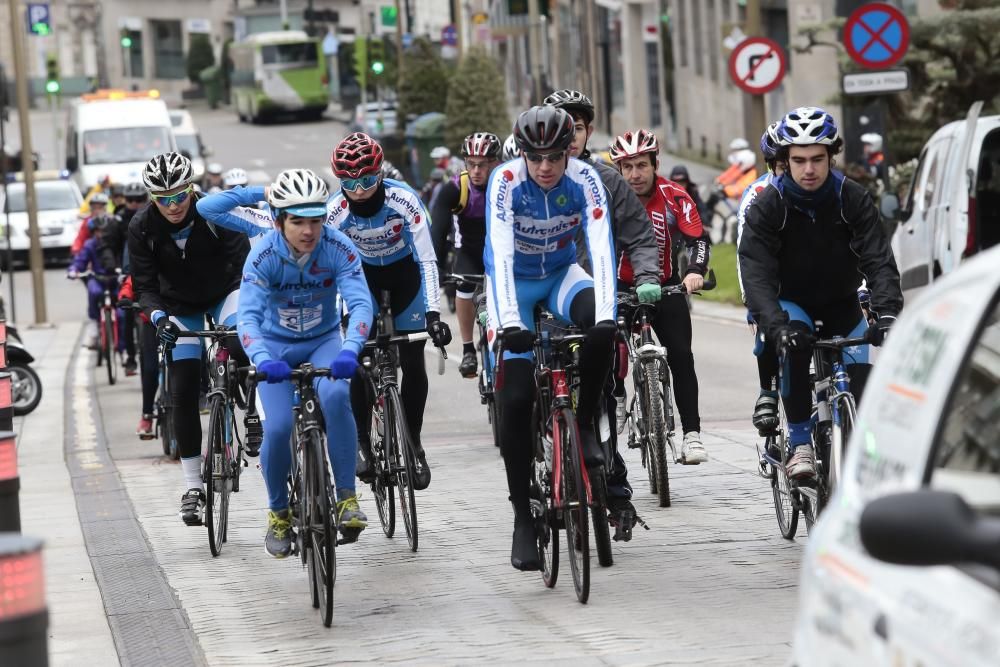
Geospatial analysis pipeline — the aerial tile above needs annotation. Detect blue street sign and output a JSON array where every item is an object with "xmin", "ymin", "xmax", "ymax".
[
  {"xmin": 26, "ymin": 3, "xmax": 51, "ymax": 36},
  {"xmin": 844, "ymin": 3, "xmax": 910, "ymax": 70},
  {"xmin": 441, "ymin": 25, "xmax": 457, "ymax": 47}
]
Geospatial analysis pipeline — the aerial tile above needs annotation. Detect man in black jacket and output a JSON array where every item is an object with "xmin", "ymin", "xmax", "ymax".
[
  {"xmin": 738, "ymin": 107, "xmax": 902, "ymax": 480},
  {"xmin": 545, "ymin": 89, "xmax": 662, "ymax": 538},
  {"xmin": 128, "ymin": 152, "xmax": 255, "ymax": 526}
]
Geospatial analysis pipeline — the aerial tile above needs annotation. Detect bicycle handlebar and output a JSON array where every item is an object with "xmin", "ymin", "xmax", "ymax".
[
  {"xmin": 444, "ymin": 273, "xmax": 486, "ymax": 286},
  {"xmin": 246, "ymin": 365, "xmax": 332, "ymax": 384},
  {"xmin": 363, "ymin": 331, "xmax": 448, "ymax": 375},
  {"xmin": 616, "ymin": 269, "xmax": 717, "ymax": 307},
  {"xmin": 812, "ymin": 335, "xmax": 870, "ymax": 350}
]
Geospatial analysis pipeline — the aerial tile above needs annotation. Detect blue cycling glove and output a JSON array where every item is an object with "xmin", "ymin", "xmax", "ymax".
[
  {"xmin": 331, "ymin": 349, "xmax": 359, "ymax": 379},
  {"xmin": 257, "ymin": 359, "xmax": 292, "ymax": 384}
]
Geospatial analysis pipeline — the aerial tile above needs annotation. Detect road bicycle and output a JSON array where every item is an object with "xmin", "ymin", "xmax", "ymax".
[
  {"xmin": 71, "ymin": 270, "xmax": 125, "ymax": 385},
  {"xmin": 616, "ymin": 271, "xmax": 716, "ymax": 508},
  {"xmin": 758, "ymin": 331, "xmax": 867, "ymax": 538},
  {"xmin": 359, "ymin": 290, "xmax": 446, "ymax": 552}
]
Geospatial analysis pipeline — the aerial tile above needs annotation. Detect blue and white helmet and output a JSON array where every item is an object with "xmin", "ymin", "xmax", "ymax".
[
  {"xmin": 777, "ymin": 107, "xmax": 839, "ymax": 146},
  {"xmin": 760, "ymin": 122, "xmax": 781, "ymax": 160}
]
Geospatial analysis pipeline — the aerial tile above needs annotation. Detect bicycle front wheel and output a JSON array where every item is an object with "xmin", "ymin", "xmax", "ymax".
[
  {"xmin": 204, "ymin": 395, "xmax": 230, "ymax": 556},
  {"xmin": 643, "ymin": 360, "xmax": 671, "ymax": 508},
  {"xmin": 305, "ymin": 431, "xmax": 335, "ymax": 627},
  {"xmin": 103, "ymin": 314, "xmax": 116, "ymax": 385},
  {"xmin": 387, "ymin": 388, "xmax": 418, "ymax": 552},
  {"xmin": 770, "ymin": 400, "xmax": 798, "ymax": 539},
  {"xmin": 370, "ymin": 395, "xmax": 395, "ymax": 538},
  {"xmin": 531, "ymin": 401, "xmax": 558, "ymax": 588},
  {"xmin": 557, "ymin": 408, "xmax": 590, "ymax": 604},
  {"xmin": 590, "ymin": 466, "xmax": 613, "ymax": 568}
]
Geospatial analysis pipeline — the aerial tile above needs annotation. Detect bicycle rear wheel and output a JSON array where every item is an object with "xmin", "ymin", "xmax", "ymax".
[
  {"xmin": 558, "ymin": 408, "xmax": 590, "ymax": 604},
  {"xmin": 770, "ymin": 400, "xmax": 798, "ymax": 539},
  {"xmin": 590, "ymin": 466, "xmax": 613, "ymax": 568},
  {"xmin": 103, "ymin": 315, "xmax": 116, "ymax": 385},
  {"xmin": 387, "ymin": 388, "xmax": 418, "ymax": 552},
  {"xmin": 643, "ymin": 360, "xmax": 671, "ymax": 508},
  {"xmin": 305, "ymin": 431, "xmax": 336, "ymax": 627},
  {"xmin": 204, "ymin": 395, "xmax": 230, "ymax": 556},
  {"xmin": 370, "ymin": 395, "xmax": 395, "ymax": 538},
  {"xmin": 158, "ymin": 396, "xmax": 179, "ymax": 459}
]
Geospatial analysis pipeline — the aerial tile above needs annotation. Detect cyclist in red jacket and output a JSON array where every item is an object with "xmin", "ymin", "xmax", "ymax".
[{"xmin": 611, "ymin": 129, "xmax": 711, "ymax": 464}]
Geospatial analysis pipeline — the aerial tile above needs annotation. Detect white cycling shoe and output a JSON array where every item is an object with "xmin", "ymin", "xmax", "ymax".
[{"xmin": 680, "ymin": 431, "xmax": 709, "ymax": 465}]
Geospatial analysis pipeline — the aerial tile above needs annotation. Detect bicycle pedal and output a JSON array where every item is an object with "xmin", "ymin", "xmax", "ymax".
[{"xmin": 337, "ymin": 526, "xmax": 362, "ymax": 545}]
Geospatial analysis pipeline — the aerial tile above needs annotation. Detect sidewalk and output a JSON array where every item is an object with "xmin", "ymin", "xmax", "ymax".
[{"xmin": 14, "ymin": 321, "xmax": 119, "ymax": 667}]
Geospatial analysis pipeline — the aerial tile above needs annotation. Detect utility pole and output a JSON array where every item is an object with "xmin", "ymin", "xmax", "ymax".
[
  {"xmin": 394, "ymin": 0, "xmax": 405, "ymax": 92},
  {"xmin": 7, "ymin": 0, "xmax": 48, "ymax": 325},
  {"xmin": 744, "ymin": 0, "xmax": 767, "ymax": 172},
  {"xmin": 527, "ymin": 0, "xmax": 543, "ymax": 103},
  {"xmin": 452, "ymin": 0, "xmax": 463, "ymax": 55}
]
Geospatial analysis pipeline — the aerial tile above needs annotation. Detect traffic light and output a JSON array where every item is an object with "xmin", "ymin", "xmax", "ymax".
[
  {"xmin": 353, "ymin": 37, "xmax": 368, "ymax": 89},
  {"xmin": 45, "ymin": 56, "xmax": 60, "ymax": 95},
  {"xmin": 369, "ymin": 39, "xmax": 385, "ymax": 76},
  {"xmin": 120, "ymin": 28, "xmax": 132, "ymax": 49}
]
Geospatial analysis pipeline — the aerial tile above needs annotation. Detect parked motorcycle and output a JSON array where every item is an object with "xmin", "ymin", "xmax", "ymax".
[{"xmin": 5, "ymin": 323, "xmax": 42, "ymax": 416}]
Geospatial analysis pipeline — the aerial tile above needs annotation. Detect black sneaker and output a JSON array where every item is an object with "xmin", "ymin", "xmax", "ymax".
[
  {"xmin": 124, "ymin": 359, "xmax": 138, "ymax": 376},
  {"xmin": 179, "ymin": 488, "xmax": 205, "ymax": 526},
  {"xmin": 244, "ymin": 412, "xmax": 263, "ymax": 457},
  {"xmin": 411, "ymin": 450, "xmax": 431, "ymax": 490},
  {"xmin": 356, "ymin": 447, "xmax": 375, "ymax": 484},
  {"xmin": 265, "ymin": 509, "xmax": 293, "ymax": 558},
  {"xmin": 511, "ymin": 515, "xmax": 541, "ymax": 571},
  {"xmin": 752, "ymin": 393, "xmax": 780, "ymax": 435},
  {"xmin": 608, "ymin": 496, "xmax": 636, "ymax": 542},
  {"xmin": 459, "ymin": 351, "xmax": 478, "ymax": 378}
]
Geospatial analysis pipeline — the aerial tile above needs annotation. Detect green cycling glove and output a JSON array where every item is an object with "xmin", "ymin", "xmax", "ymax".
[{"xmin": 636, "ymin": 283, "xmax": 662, "ymax": 304}]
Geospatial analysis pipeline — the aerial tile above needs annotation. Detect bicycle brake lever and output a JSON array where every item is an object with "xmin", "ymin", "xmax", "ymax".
[{"xmin": 437, "ymin": 348, "xmax": 446, "ymax": 375}]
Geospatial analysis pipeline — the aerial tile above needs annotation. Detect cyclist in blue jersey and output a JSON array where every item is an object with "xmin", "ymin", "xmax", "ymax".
[
  {"xmin": 235, "ymin": 169, "xmax": 374, "ymax": 558},
  {"xmin": 485, "ymin": 106, "xmax": 617, "ymax": 571},
  {"xmin": 327, "ymin": 132, "xmax": 451, "ymax": 492},
  {"xmin": 431, "ymin": 132, "xmax": 503, "ymax": 378},
  {"xmin": 736, "ymin": 122, "xmax": 784, "ymax": 436}
]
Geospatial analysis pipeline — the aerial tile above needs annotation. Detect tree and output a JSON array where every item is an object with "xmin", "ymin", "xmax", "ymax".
[
  {"xmin": 186, "ymin": 34, "xmax": 216, "ymax": 85},
  {"xmin": 444, "ymin": 47, "xmax": 510, "ymax": 148},
  {"xmin": 397, "ymin": 37, "xmax": 451, "ymax": 126}
]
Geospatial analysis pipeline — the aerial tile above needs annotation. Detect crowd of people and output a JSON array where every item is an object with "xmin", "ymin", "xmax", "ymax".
[{"xmin": 66, "ymin": 90, "xmax": 901, "ymax": 571}]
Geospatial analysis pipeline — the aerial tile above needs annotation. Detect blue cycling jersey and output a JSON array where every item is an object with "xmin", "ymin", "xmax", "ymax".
[
  {"xmin": 325, "ymin": 178, "xmax": 440, "ymax": 313},
  {"xmin": 196, "ymin": 186, "xmax": 274, "ymax": 238},
  {"xmin": 484, "ymin": 157, "xmax": 616, "ymax": 330},
  {"xmin": 236, "ymin": 226, "xmax": 374, "ymax": 367}
]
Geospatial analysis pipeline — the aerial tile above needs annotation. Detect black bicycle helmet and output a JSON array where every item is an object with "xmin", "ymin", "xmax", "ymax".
[
  {"xmin": 142, "ymin": 152, "xmax": 194, "ymax": 193},
  {"xmin": 512, "ymin": 106, "xmax": 575, "ymax": 154},
  {"xmin": 543, "ymin": 89, "xmax": 595, "ymax": 125},
  {"xmin": 89, "ymin": 214, "xmax": 113, "ymax": 233},
  {"xmin": 123, "ymin": 182, "xmax": 146, "ymax": 198}
]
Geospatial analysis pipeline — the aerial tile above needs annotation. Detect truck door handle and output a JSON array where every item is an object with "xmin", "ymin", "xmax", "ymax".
[{"xmin": 907, "ymin": 226, "xmax": 915, "ymax": 234}]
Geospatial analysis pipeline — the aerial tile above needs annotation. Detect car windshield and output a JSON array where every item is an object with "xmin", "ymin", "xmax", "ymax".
[
  {"xmin": 175, "ymin": 134, "xmax": 201, "ymax": 159},
  {"xmin": 3, "ymin": 181, "xmax": 80, "ymax": 212},
  {"xmin": 169, "ymin": 113, "xmax": 184, "ymax": 128},
  {"xmin": 261, "ymin": 42, "xmax": 318, "ymax": 66},
  {"xmin": 83, "ymin": 126, "xmax": 172, "ymax": 165}
]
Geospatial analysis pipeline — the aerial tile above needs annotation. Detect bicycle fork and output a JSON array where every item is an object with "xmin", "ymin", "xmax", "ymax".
[{"xmin": 550, "ymin": 368, "xmax": 594, "ymax": 510}]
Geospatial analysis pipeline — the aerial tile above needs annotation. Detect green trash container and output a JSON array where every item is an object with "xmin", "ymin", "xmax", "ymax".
[
  {"xmin": 405, "ymin": 112, "xmax": 447, "ymax": 187},
  {"xmin": 199, "ymin": 66, "xmax": 222, "ymax": 109}
]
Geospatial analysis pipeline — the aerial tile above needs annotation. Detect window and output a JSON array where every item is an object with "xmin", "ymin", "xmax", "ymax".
[
  {"xmin": 82, "ymin": 127, "xmax": 173, "ymax": 165},
  {"xmin": 174, "ymin": 133, "xmax": 203, "ymax": 160},
  {"xmin": 151, "ymin": 20, "xmax": 184, "ymax": 79},
  {"xmin": 4, "ymin": 182, "xmax": 81, "ymax": 213},
  {"xmin": 676, "ymin": 0, "xmax": 688, "ymax": 68},
  {"xmin": 707, "ymin": 0, "xmax": 718, "ymax": 82},
  {"xmin": 261, "ymin": 42, "xmax": 318, "ymax": 66},
  {"xmin": 123, "ymin": 29, "xmax": 144, "ymax": 78},
  {"xmin": 932, "ymin": 297, "xmax": 1000, "ymax": 512},
  {"xmin": 691, "ymin": 0, "xmax": 703, "ymax": 77}
]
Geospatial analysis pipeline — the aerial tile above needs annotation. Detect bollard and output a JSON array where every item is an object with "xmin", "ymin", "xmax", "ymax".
[
  {"xmin": 0, "ymin": 534, "xmax": 48, "ymax": 666},
  {"xmin": 0, "ymin": 431, "xmax": 18, "ymax": 533},
  {"xmin": 0, "ymin": 319, "xmax": 9, "ymax": 433}
]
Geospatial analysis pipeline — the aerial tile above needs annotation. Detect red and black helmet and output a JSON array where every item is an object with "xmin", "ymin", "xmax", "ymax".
[{"xmin": 331, "ymin": 132, "xmax": 384, "ymax": 179}]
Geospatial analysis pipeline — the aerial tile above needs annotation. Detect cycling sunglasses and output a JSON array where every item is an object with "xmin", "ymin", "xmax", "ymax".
[
  {"xmin": 150, "ymin": 186, "xmax": 193, "ymax": 207},
  {"xmin": 125, "ymin": 196, "xmax": 148, "ymax": 204},
  {"xmin": 524, "ymin": 150, "xmax": 566, "ymax": 164},
  {"xmin": 341, "ymin": 174, "xmax": 380, "ymax": 191}
]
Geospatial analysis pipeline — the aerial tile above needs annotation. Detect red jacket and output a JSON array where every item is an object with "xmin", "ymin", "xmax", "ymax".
[{"xmin": 619, "ymin": 176, "xmax": 709, "ymax": 284}]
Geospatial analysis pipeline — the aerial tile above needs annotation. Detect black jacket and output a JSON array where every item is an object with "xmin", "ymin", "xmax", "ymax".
[
  {"xmin": 127, "ymin": 194, "xmax": 250, "ymax": 319},
  {"xmin": 738, "ymin": 172, "xmax": 903, "ymax": 339},
  {"xmin": 576, "ymin": 158, "xmax": 660, "ymax": 286}
]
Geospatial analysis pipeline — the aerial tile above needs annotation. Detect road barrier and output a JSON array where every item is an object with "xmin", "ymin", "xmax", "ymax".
[{"xmin": 0, "ymin": 534, "xmax": 47, "ymax": 666}]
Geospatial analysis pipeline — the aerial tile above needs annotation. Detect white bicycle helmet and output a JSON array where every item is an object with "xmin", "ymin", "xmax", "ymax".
[
  {"xmin": 142, "ymin": 152, "xmax": 194, "ymax": 193},
  {"xmin": 729, "ymin": 137, "xmax": 750, "ymax": 152},
  {"xmin": 502, "ymin": 134, "xmax": 521, "ymax": 161},
  {"xmin": 267, "ymin": 168, "xmax": 329, "ymax": 218},
  {"xmin": 207, "ymin": 162, "xmax": 224, "ymax": 175},
  {"xmin": 860, "ymin": 132, "xmax": 883, "ymax": 152},
  {"xmin": 734, "ymin": 149, "xmax": 757, "ymax": 171},
  {"xmin": 608, "ymin": 129, "xmax": 659, "ymax": 164},
  {"xmin": 777, "ymin": 107, "xmax": 840, "ymax": 146},
  {"xmin": 223, "ymin": 167, "xmax": 249, "ymax": 188}
]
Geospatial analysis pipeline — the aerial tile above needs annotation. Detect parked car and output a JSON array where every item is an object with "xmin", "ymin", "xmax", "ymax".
[
  {"xmin": 0, "ymin": 171, "xmax": 83, "ymax": 265},
  {"xmin": 882, "ymin": 102, "xmax": 1000, "ymax": 298},
  {"xmin": 169, "ymin": 109, "xmax": 213, "ymax": 183},
  {"xmin": 350, "ymin": 100, "xmax": 397, "ymax": 137},
  {"xmin": 790, "ymin": 244, "xmax": 1000, "ymax": 667}
]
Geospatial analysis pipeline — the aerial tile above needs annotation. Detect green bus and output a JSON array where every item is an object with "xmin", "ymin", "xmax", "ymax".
[{"xmin": 230, "ymin": 30, "xmax": 329, "ymax": 122}]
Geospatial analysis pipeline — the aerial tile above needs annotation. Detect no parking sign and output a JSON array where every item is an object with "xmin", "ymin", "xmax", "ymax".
[
  {"xmin": 728, "ymin": 37, "xmax": 787, "ymax": 95},
  {"xmin": 844, "ymin": 3, "xmax": 910, "ymax": 69}
]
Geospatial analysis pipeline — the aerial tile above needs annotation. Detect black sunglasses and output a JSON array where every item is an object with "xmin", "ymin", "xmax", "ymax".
[
  {"xmin": 125, "ymin": 196, "xmax": 148, "ymax": 203},
  {"xmin": 524, "ymin": 150, "xmax": 566, "ymax": 164}
]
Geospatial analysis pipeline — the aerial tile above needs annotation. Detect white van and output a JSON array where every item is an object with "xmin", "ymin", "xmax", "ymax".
[
  {"xmin": 66, "ymin": 90, "xmax": 177, "ymax": 191},
  {"xmin": 884, "ymin": 102, "xmax": 1000, "ymax": 297}
]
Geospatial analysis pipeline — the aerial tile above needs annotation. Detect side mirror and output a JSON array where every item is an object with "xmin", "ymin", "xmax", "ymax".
[
  {"xmin": 66, "ymin": 156, "xmax": 78, "ymax": 172},
  {"xmin": 201, "ymin": 145, "xmax": 213, "ymax": 158},
  {"xmin": 860, "ymin": 490, "xmax": 1000, "ymax": 570},
  {"xmin": 879, "ymin": 192, "xmax": 901, "ymax": 221}
]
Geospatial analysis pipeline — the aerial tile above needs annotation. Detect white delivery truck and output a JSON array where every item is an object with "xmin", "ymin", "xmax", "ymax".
[{"xmin": 65, "ymin": 89, "xmax": 177, "ymax": 192}]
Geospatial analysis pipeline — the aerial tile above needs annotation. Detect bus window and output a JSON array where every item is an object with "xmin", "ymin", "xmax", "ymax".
[{"xmin": 261, "ymin": 42, "xmax": 318, "ymax": 66}]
